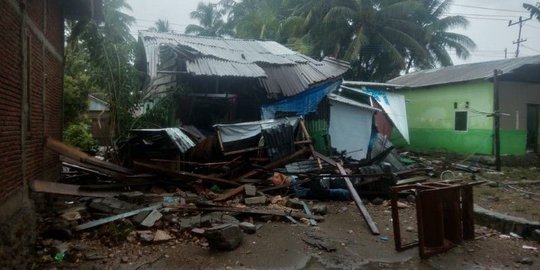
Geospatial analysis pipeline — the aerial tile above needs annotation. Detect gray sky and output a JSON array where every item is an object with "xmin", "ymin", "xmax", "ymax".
[{"xmin": 127, "ymin": 0, "xmax": 540, "ymax": 65}]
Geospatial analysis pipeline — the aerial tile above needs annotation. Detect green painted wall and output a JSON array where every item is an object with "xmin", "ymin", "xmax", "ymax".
[
  {"xmin": 396, "ymin": 80, "xmax": 495, "ymax": 154},
  {"xmin": 500, "ymin": 130, "xmax": 527, "ymax": 155}
]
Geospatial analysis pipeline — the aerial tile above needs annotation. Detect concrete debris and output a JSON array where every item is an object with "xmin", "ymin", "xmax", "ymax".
[
  {"xmin": 204, "ymin": 224, "xmax": 243, "ymax": 251},
  {"xmin": 133, "ymin": 209, "xmax": 163, "ymax": 227},
  {"xmin": 301, "ymin": 230, "xmax": 337, "ymax": 252},
  {"xmin": 60, "ymin": 211, "xmax": 82, "ymax": 221},
  {"xmin": 244, "ymin": 196, "xmax": 267, "ymax": 205},
  {"xmin": 153, "ymin": 230, "xmax": 174, "ymax": 242},
  {"xmin": 137, "ymin": 230, "xmax": 154, "ymax": 242},
  {"xmin": 311, "ymin": 204, "xmax": 328, "ymax": 215},
  {"xmin": 238, "ymin": 222, "xmax": 257, "ymax": 234},
  {"xmin": 244, "ymin": 184, "xmax": 257, "ymax": 196}
]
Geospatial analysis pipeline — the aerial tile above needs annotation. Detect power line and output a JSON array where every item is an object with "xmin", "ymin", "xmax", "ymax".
[
  {"xmin": 522, "ymin": 45, "xmax": 540, "ymax": 53},
  {"xmin": 451, "ymin": 3, "xmax": 527, "ymax": 13}
]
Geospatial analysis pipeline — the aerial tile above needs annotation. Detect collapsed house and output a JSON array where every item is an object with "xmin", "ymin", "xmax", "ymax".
[
  {"xmin": 261, "ymin": 80, "xmax": 409, "ymax": 163},
  {"xmin": 136, "ymin": 31, "xmax": 350, "ymax": 127}
]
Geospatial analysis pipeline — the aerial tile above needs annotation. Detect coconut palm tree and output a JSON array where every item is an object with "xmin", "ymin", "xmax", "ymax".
[
  {"xmin": 151, "ymin": 19, "xmax": 171, "ymax": 33},
  {"xmin": 185, "ymin": 2, "xmax": 232, "ymax": 37},
  {"xmin": 524, "ymin": 2, "xmax": 540, "ymax": 22},
  {"xmin": 407, "ymin": 0, "xmax": 476, "ymax": 71}
]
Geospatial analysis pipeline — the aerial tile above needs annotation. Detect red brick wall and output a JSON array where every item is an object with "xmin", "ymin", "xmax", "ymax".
[
  {"xmin": 0, "ymin": 1, "xmax": 24, "ymax": 200},
  {"xmin": 0, "ymin": 0, "xmax": 64, "ymax": 201}
]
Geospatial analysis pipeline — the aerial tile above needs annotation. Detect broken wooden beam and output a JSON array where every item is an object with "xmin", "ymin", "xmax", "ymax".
[
  {"xmin": 237, "ymin": 147, "xmax": 310, "ymax": 181},
  {"xmin": 313, "ymin": 151, "xmax": 380, "ymax": 235},
  {"xmin": 336, "ymin": 163, "xmax": 380, "ymax": 235},
  {"xmin": 46, "ymin": 137, "xmax": 134, "ymax": 176},
  {"xmin": 133, "ymin": 161, "xmax": 240, "ymax": 187},
  {"xmin": 75, "ymin": 205, "xmax": 161, "ymax": 231},
  {"xmin": 213, "ymin": 185, "xmax": 245, "ymax": 202},
  {"xmin": 169, "ymin": 205, "xmax": 324, "ymax": 221}
]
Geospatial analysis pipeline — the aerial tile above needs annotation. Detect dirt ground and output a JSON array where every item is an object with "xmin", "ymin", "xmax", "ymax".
[{"xmin": 32, "ymin": 201, "xmax": 539, "ymax": 270}]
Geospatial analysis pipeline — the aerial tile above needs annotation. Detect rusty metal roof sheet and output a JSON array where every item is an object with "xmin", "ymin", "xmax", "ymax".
[
  {"xmin": 139, "ymin": 31, "xmax": 350, "ymax": 98},
  {"xmin": 387, "ymin": 55, "xmax": 540, "ymax": 88}
]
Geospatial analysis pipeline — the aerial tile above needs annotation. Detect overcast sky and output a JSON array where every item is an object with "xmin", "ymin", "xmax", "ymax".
[{"xmin": 126, "ymin": 0, "xmax": 540, "ymax": 65}]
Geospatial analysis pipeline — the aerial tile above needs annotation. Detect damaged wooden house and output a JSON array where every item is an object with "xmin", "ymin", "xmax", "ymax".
[{"xmin": 135, "ymin": 31, "xmax": 350, "ymax": 128}]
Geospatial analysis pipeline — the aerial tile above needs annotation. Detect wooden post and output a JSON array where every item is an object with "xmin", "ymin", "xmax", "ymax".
[{"xmin": 493, "ymin": 69, "xmax": 502, "ymax": 171}]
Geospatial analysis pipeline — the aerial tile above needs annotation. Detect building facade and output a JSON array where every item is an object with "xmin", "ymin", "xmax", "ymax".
[{"xmin": 388, "ymin": 56, "xmax": 540, "ymax": 155}]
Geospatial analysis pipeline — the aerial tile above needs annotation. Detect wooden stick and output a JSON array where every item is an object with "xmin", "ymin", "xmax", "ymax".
[
  {"xmin": 169, "ymin": 205, "xmax": 324, "ymax": 221},
  {"xmin": 336, "ymin": 163, "xmax": 380, "ymax": 235},
  {"xmin": 133, "ymin": 161, "xmax": 240, "ymax": 187},
  {"xmin": 213, "ymin": 185, "xmax": 245, "ymax": 202},
  {"xmin": 298, "ymin": 119, "xmax": 322, "ymax": 170}
]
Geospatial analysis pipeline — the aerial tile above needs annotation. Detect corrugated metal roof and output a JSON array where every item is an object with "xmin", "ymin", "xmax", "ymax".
[
  {"xmin": 186, "ymin": 58, "xmax": 267, "ymax": 77},
  {"xmin": 129, "ymin": 128, "xmax": 196, "ymax": 154},
  {"xmin": 139, "ymin": 31, "xmax": 350, "ymax": 98},
  {"xmin": 387, "ymin": 55, "xmax": 540, "ymax": 88}
]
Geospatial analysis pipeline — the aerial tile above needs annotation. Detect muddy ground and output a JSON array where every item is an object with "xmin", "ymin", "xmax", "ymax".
[{"xmin": 33, "ymin": 199, "xmax": 539, "ymax": 270}]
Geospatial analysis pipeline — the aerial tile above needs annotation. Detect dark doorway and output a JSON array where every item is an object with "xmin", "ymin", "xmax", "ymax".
[{"xmin": 526, "ymin": 104, "xmax": 540, "ymax": 152}]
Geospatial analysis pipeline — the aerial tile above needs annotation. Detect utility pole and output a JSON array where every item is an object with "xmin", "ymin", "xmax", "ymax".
[
  {"xmin": 493, "ymin": 70, "xmax": 503, "ymax": 171},
  {"xmin": 504, "ymin": 48, "xmax": 507, "ymax": 59},
  {"xmin": 508, "ymin": 16, "xmax": 532, "ymax": 58}
]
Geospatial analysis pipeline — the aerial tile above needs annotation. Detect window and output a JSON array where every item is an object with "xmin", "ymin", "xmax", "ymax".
[{"xmin": 454, "ymin": 111, "xmax": 468, "ymax": 131}]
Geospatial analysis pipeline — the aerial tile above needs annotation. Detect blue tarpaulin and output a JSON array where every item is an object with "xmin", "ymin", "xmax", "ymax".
[{"xmin": 261, "ymin": 80, "xmax": 342, "ymax": 119}]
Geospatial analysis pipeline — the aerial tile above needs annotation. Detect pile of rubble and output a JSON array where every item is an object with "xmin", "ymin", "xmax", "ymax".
[{"xmin": 31, "ymin": 118, "xmax": 467, "ymax": 264}]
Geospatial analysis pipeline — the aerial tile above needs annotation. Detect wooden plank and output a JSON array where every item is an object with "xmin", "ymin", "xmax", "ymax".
[
  {"xmin": 47, "ymin": 137, "xmax": 134, "ymax": 176},
  {"xmin": 213, "ymin": 185, "xmax": 245, "ymax": 202},
  {"xmin": 298, "ymin": 119, "xmax": 322, "ymax": 170},
  {"xmin": 75, "ymin": 205, "xmax": 161, "ymax": 231},
  {"xmin": 169, "ymin": 205, "xmax": 324, "ymax": 221},
  {"xmin": 312, "ymin": 150, "xmax": 338, "ymax": 167},
  {"xmin": 336, "ymin": 163, "xmax": 380, "ymax": 235},
  {"xmin": 30, "ymin": 180, "xmax": 119, "ymax": 197},
  {"xmin": 396, "ymin": 176, "xmax": 430, "ymax": 186},
  {"xmin": 133, "ymin": 161, "xmax": 240, "ymax": 187}
]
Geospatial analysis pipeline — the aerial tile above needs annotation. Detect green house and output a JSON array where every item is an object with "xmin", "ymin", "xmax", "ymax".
[{"xmin": 387, "ymin": 55, "xmax": 540, "ymax": 155}]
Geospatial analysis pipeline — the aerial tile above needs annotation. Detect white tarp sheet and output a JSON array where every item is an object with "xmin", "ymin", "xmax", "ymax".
[
  {"xmin": 329, "ymin": 95, "xmax": 377, "ymax": 160},
  {"xmin": 214, "ymin": 117, "xmax": 300, "ymax": 143}
]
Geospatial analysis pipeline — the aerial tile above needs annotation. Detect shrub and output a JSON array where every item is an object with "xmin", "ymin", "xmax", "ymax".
[{"xmin": 63, "ymin": 119, "xmax": 97, "ymax": 152}]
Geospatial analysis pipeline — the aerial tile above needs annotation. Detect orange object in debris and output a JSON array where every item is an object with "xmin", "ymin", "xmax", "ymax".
[{"xmin": 271, "ymin": 172, "xmax": 290, "ymax": 186}]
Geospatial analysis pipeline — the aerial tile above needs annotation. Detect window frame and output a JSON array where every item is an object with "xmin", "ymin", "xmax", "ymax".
[{"xmin": 454, "ymin": 110, "xmax": 469, "ymax": 132}]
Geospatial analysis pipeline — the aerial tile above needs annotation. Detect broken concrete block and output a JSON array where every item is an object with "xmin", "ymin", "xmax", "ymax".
[
  {"xmin": 133, "ymin": 209, "xmax": 163, "ymax": 227},
  {"xmin": 285, "ymin": 198, "xmax": 304, "ymax": 209},
  {"xmin": 61, "ymin": 211, "xmax": 82, "ymax": 221},
  {"xmin": 371, "ymin": 197, "xmax": 384, "ymax": 205},
  {"xmin": 204, "ymin": 224, "xmax": 242, "ymax": 251},
  {"xmin": 244, "ymin": 184, "xmax": 257, "ymax": 196},
  {"xmin": 153, "ymin": 230, "xmax": 174, "ymax": 242},
  {"xmin": 137, "ymin": 230, "xmax": 154, "ymax": 242},
  {"xmin": 118, "ymin": 191, "xmax": 145, "ymax": 204},
  {"xmin": 244, "ymin": 196, "xmax": 267, "ymax": 205},
  {"xmin": 239, "ymin": 222, "xmax": 257, "ymax": 234},
  {"xmin": 531, "ymin": 229, "xmax": 540, "ymax": 243},
  {"xmin": 311, "ymin": 204, "xmax": 328, "ymax": 215}
]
